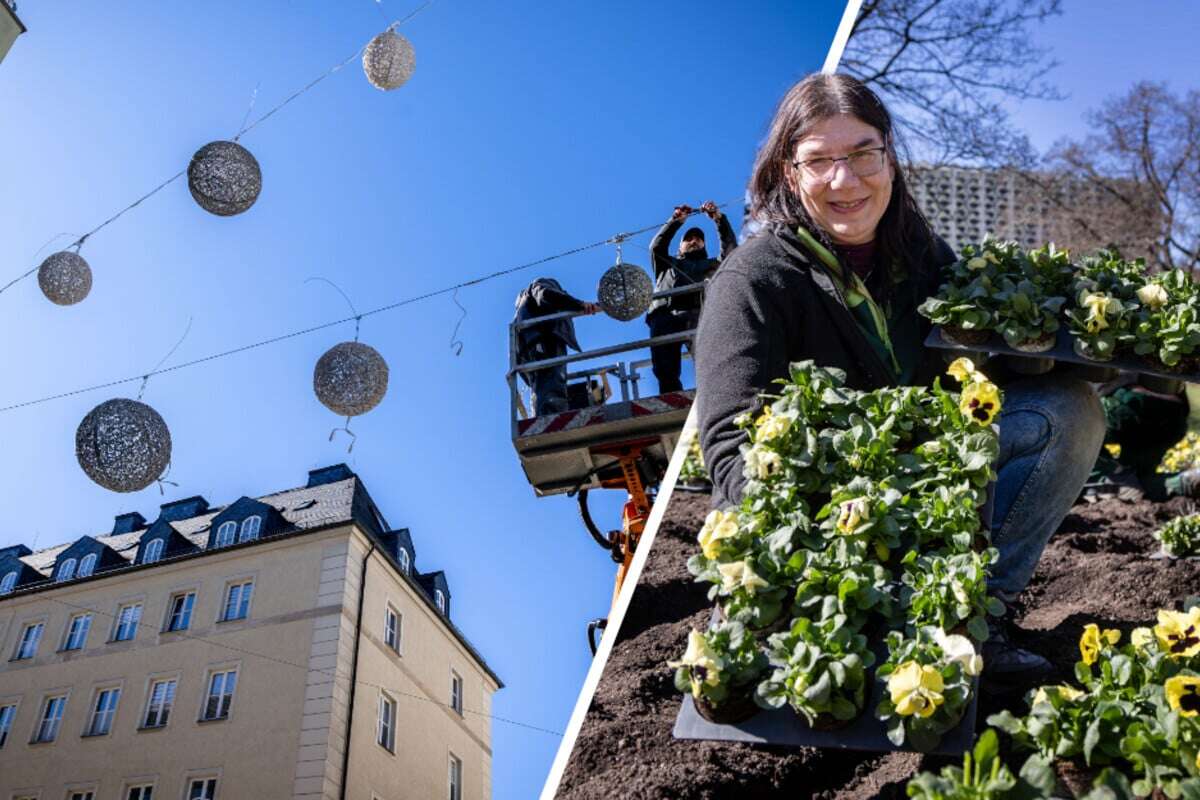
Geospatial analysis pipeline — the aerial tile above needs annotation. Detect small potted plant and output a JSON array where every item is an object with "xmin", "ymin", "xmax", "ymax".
[
  {"xmin": 901, "ymin": 548, "xmax": 1004, "ymax": 641},
  {"xmin": 875, "ymin": 629, "xmax": 980, "ymax": 752},
  {"xmin": 756, "ymin": 613, "xmax": 875, "ymax": 728},
  {"xmin": 1155, "ymin": 514, "xmax": 1200, "ymax": 558},
  {"xmin": 670, "ymin": 621, "xmax": 768, "ymax": 724},
  {"xmin": 1132, "ymin": 268, "xmax": 1200, "ymax": 373}
]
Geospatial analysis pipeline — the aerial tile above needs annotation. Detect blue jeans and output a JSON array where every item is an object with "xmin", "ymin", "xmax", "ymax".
[{"xmin": 989, "ymin": 377, "xmax": 1105, "ymax": 601}]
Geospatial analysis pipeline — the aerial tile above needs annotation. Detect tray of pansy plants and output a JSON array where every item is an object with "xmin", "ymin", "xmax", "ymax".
[
  {"xmin": 670, "ymin": 358, "xmax": 1005, "ymax": 755},
  {"xmin": 920, "ymin": 239, "xmax": 1200, "ymax": 394}
]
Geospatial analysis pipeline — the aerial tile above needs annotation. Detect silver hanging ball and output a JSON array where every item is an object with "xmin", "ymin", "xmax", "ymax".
[
  {"xmin": 313, "ymin": 341, "xmax": 390, "ymax": 418},
  {"xmin": 75, "ymin": 399, "xmax": 173, "ymax": 493},
  {"xmin": 187, "ymin": 140, "xmax": 262, "ymax": 217},
  {"xmin": 38, "ymin": 250, "xmax": 92, "ymax": 306},
  {"xmin": 363, "ymin": 29, "xmax": 416, "ymax": 91},
  {"xmin": 597, "ymin": 262, "xmax": 654, "ymax": 321}
]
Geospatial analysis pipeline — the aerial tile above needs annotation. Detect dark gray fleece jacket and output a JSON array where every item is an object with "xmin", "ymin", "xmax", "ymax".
[{"xmin": 694, "ymin": 223, "xmax": 954, "ymax": 507}]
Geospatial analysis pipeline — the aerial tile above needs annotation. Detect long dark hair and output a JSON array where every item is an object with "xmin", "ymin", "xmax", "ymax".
[{"xmin": 749, "ymin": 74, "xmax": 936, "ymax": 300}]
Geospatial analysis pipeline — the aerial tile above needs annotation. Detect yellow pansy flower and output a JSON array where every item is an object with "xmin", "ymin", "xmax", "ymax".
[
  {"xmin": 836, "ymin": 498, "xmax": 871, "ymax": 535},
  {"xmin": 946, "ymin": 357, "xmax": 982, "ymax": 385},
  {"xmin": 1079, "ymin": 623, "xmax": 1121, "ymax": 665},
  {"xmin": 1137, "ymin": 283, "xmax": 1169, "ymax": 310},
  {"xmin": 697, "ymin": 509, "xmax": 740, "ymax": 560},
  {"xmin": 668, "ymin": 630, "xmax": 723, "ymax": 698},
  {"xmin": 1082, "ymin": 292, "xmax": 1115, "ymax": 334},
  {"xmin": 756, "ymin": 406, "xmax": 791, "ymax": 442},
  {"xmin": 960, "ymin": 380, "xmax": 1002, "ymax": 425},
  {"xmin": 889, "ymin": 662, "xmax": 945, "ymax": 718},
  {"xmin": 1165, "ymin": 675, "xmax": 1200, "ymax": 718},
  {"xmin": 983, "ymin": 251, "xmax": 1000, "ymax": 265},
  {"xmin": 1032, "ymin": 684, "xmax": 1085, "ymax": 707},
  {"xmin": 934, "ymin": 629, "xmax": 983, "ymax": 677},
  {"xmin": 716, "ymin": 560, "xmax": 770, "ymax": 596},
  {"xmin": 1131, "ymin": 627, "xmax": 1155, "ymax": 649},
  {"xmin": 1154, "ymin": 608, "xmax": 1200, "ymax": 658},
  {"xmin": 746, "ymin": 446, "xmax": 781, "ymax": 480},
  {"xmin": 966, "ymin": 256, "xmax": 988, "ymax": 270}
]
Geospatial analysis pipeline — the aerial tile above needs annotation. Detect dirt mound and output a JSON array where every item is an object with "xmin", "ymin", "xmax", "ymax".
[{"xmin": 555, "ymin": 491, "xmax": 1200, "ymax": 799}]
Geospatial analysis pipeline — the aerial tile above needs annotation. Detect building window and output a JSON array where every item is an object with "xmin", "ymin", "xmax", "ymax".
[
  {"xmin": 14, "ymin": 621, "xmax": 44, "ymax": 660},
  {"xmin": 57, "ymin": 558, "xmax": 77, "ymax": 582},
  {"xmin": 450, "ymin": 671, "xmax": 463, "ymax": 715},
  {"xmin": 449, "ymin": 753, "xmax": 463, "ymax": 800},
  {"xmin": 114, "ymin": 603, "xmax": 143, "ymax": 642},
  {"xmin": 63, "ymin": 614, "xmax": 92, "ymax": 651},
  {"xmin": 384, "ymin": 606, "xmax": 401, "ymax": 653},
  {"xmin": 78, "ymin": 553, "xmax": 97, "ymax": 578},
  {"xmin": 0, "ymin": 703, "xmax": 15, "ymax": 748},
  {"xmin": 142, "ymin": 539, "xmax": 164, "ymax": 564},
  {"xmin": 33, "ymin": 694, "xmax": 67, "ymax": 743},
  {"xmin": 142, "ymin": 679, "xmax": 176, "ymax": 729},
  {"xmin": 68, "ymin": 792, "xmax": 95, "ymax": 800},
  {"xmin": 397, "ymin": 548, "xmax": 410, "ymax": 575},
  {"xmin": 221, "ymin": 581, "xmax": 253, "ymax": 622},
  {"xmin": 435, "ymin": 589, "xmax": 446, "ymax": 614},
  {"xmin": 125, "ymin": 786, "xmax": 154, "ymax": 800},
  {"xmin": 202, "ymin": 670, "xmax": 237, "ymax": 721},
  {"xmin": 214, "ymin": 521, "xmax": 236, "ymax": 548},
  {"xmin": 166, "ymin": 593, "xmax": 195, "ymax": 632},
  {"xmin": 188, "ymin": 778, "xmax": 217, "ymax": 800},
  {"xmin": 85, "ymin": 687, "xmax": 120, "ymax": 737},
  {"xmin": 377, "ymin": 694, "xmax": 396, "ymax": 753},
  {"xmin": 0, "ymin": 570, "xmax": 15, "ymax": 594},
  {"xmin": 239, "ymin": 515, "xmax": 261, "ymax": 542}
]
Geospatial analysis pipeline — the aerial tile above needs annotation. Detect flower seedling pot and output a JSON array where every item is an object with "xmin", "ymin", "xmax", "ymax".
[
  {"xmin": 941, "ymin": 326, "xmax": 992, "ymax": 347},
  {"xmin": 1002, "ymin": 354, "xmax": 1055, "ymax": 376},
  {"xmin": 1052, "ymin": 759, "xmax": 1099, "ymax": 799},
  {"xmin": 809, "ymin": 711, "xmax": 856, "ymax": 732},
  {"xmin": 694, "ymin": 689, "xmax": 760, "ymax": 725},
  {"xmin": 1140, "ymin": 373, "xmax": 1184, "ymax": 395}
]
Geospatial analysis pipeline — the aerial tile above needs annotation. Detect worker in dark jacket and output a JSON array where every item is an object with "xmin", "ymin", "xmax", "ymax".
[
  {"xmin": 514, "ymin": 278, "xmax": 599, "ymax": 415},
  {"xmin": 646, "ymin": 200, "xmax": 738, "ymax": 393},
  {"xmin": 695, "ymin": 74, "xmax": 1105, "ymax": 682}
]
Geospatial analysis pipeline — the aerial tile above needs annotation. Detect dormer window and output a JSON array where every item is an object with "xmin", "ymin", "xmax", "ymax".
[
  {"xmin": 214, "ymin": 521, "xmax": 236, "ymax": 548},
  {"xmin": 143, "ymin": 539, "xmax": 164, "ymax": 564},
  {"xmin": 239, "ymin": 515, "xmax": 261, "ymax": 543},
  {"xmin": 398, "ymin": 549, "xmax": 410, "ymax": 575},
  {"xmin": 78, "ymin": 553, "xmax": 97, "ymax": 578},
  {"xmin": 57, "ymin": 558, "xmax": 77, "ymax": 582},
  {"xmin": 435, "ymin": 589, "xmax": 446, "ymax": 614},
  {"xmin": 0, "ymin": 571, "xmax": 15, "ymax": 595}
]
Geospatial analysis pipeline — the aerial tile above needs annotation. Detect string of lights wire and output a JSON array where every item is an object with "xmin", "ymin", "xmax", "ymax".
[
  {"xmin": 0, "ymin": 201, "xmax": 737, "ymax": 414},
  {"xmin": 0, "ymin": 1, "xmax": 435, "ymax": 300},
  {"xmin": 36, "ymin": 573, "xmax": 564, "ymax": 738}
]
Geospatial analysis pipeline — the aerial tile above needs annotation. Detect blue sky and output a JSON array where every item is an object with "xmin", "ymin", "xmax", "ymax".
[
  {"xmin": 1006, "ymin": 0, "xmax": 1200, "ymax": 152},
  {"xmin": 0, "ymin": 2, "xmax": 844, "ymax": 797}
]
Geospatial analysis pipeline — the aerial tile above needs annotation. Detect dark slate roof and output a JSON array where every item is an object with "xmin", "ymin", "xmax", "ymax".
[{"xmin": 4, "ymin": 470, "xmax": 501, "ymax": 687}]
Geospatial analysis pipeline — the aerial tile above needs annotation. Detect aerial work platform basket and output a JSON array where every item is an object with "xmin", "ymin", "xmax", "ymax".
[{"xmin": 508, "ymin": 284, "xmax": 701, "ymax": 497}]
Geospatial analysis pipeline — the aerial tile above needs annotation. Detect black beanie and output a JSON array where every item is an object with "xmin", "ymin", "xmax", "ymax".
[{"xmin": 682, "ymin": 226, "xmax": 705, "ymax": 241}]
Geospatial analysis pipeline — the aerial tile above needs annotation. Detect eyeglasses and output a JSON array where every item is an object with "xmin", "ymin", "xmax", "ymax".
[{"xmin": 793, "ymin": 146, "xmax": 887, "ymax": 184}]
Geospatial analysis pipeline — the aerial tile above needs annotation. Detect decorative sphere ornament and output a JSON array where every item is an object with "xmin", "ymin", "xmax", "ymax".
[
  {"xmin": 313, "ymin": 341, "xmax": 390, "ymax": 417},
  {"xmin": 597, "ymin": 262, "xmax": 654, "ymax": 321},
  {"xmin": 362, "ymin": 29, "xmax": 416, "ymax": 90},
  {"xmin": 75, "ymin": 399, "xmax": 173, "ymax": 493},
  {"xmin": 187, "ymin": 140, "xmax": 262, "ymax": 216},
  {"xmin": 37, "ymin": 250, "xmax": 92, "ymax": 306}
]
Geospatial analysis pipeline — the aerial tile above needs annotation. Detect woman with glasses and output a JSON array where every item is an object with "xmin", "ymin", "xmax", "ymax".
[{"xmin": 694, "ymin": 73, "xmax": 1105, "ymax": 683}]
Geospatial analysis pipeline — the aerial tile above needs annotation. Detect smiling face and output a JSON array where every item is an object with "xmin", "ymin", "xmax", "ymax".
[{"xmin": 790, "ymin": 114, "xmax": 894, "ymax": 246}]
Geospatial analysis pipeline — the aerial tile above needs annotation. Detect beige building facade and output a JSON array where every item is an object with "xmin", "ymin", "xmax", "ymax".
[{"xmin": 0, "ymin": 465, "xmax": 501, "ymax": 800}]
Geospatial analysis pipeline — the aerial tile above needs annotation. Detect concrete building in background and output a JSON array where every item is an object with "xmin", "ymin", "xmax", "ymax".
[
  {"xmin": 909, "ymin": 163, "xmax": 1160, "ymax": 260},
  {"xmin": 0, "ymin": 464, "xmax": 501, "ymax": 800},
  {"xmin": 0, "ymin": 1, "xmax": 25, "ymax": 65}
]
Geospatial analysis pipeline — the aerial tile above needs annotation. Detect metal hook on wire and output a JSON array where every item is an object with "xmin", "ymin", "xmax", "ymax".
[
  {"xmin": 305, "ymin": 277, "xmax": 362, "ymax": 341},
  {"xmin": 449, "ymin": 288, "xmax": 466, "ymax": 356},
  {"xmin": 139, "ymin": 316, "xmax": 194, "ymax": 400},
  {"xmin": 329, "ymin": 418, "xmax": 357, "ymax": 453}
]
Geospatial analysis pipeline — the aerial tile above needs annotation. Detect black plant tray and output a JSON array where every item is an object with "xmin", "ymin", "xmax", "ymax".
[
  {"xmin": 672, "ymin": 655, "xmax": 980, "ymax": 756},
  {"xmin": 925, "ymin": 327, "xmax": 1197, "ymax": 393}
]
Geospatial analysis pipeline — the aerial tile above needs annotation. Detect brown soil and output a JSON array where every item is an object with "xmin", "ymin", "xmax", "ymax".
[{"xmin": 555, "ymin": 490, "xmax": 1200, "ymax": 799}]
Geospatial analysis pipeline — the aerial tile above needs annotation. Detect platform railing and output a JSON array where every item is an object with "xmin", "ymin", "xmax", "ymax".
[{"xmin": 508, "ymin": 283, "xmax": 704, "ymax": 433}]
